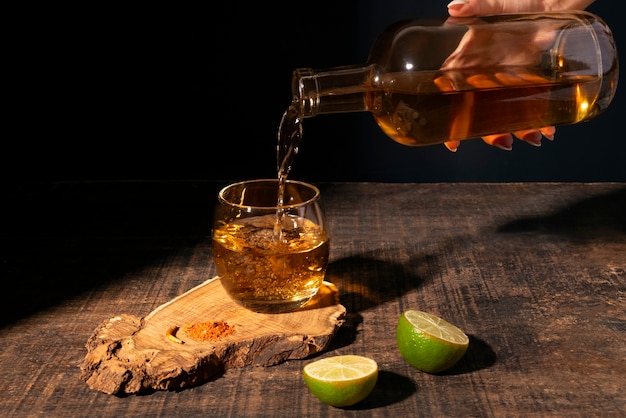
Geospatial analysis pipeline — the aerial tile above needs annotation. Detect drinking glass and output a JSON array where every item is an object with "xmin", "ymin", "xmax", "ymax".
[{"xmin": 212, "ymin": 179, "xmax": 329, "ymax": 313}]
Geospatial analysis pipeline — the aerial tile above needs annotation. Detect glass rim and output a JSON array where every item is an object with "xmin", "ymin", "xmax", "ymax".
[{"xmin": 218, "ymin": 178, "xmax": 321, "ymax": 210}]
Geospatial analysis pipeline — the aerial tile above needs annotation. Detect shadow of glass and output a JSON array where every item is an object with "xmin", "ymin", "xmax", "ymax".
[
  {"xmin": 323, "ymin": 252, "xmax": 439, "ymax": 314},
  {"xmin": 317, "ymin": 241, "xmax": 471, "ymax": 351}
]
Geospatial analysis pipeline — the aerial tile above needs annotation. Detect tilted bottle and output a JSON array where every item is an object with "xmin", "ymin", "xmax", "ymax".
[{"xmin": 291, "ymin": 11, "xmax": 618, "ymax": 146}]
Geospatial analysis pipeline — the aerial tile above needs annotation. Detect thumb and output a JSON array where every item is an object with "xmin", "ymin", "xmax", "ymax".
[{"xmin": 447, "ymin": 0, "xmax": 546, "ymax": 17}]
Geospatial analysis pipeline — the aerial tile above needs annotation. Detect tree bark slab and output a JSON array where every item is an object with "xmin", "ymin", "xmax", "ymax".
[{"xmin": 80, "ymin": 277, "xmax": 346, "ymax": 395}]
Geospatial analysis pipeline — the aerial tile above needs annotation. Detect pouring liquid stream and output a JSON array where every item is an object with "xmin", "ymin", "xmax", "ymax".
[{"xmin": 274, "ymin": 100, "xmax": 303, "ymax": 241}]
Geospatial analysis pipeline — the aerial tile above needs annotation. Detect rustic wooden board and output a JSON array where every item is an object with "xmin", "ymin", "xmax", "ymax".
[{"xmin": 80, "ymin": 277, "xmax": 346, "ymax": 395}]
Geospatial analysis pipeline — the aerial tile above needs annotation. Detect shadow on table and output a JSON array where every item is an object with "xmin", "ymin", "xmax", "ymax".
[
  {"xmin": 439, "ymin": 334, "xmax": 497, "ymax": 375},
  {"xmin": 345, "ymin": 370, "xmax": 417, "ymax": 410},
  {"xmin": 334, "ymin": 335, "xmax": 497, "ymax": 410},
  {"xmin": 497, "ymin": 186, "xmax": 626, "ymax": 241},
  {"xmin": 0, "ymin": 181, "xmax": 222, "ymax": 328},
  {"xmin": 322, "ymin": 252, "xmax": 497, "ymax": 382},
  {"xmin": 324, "ymin": 254, "xmax": 436, "ymax": 313},
  {"xmin": 321, "ymin": 253, "xmax": 435, "ymax": 351}
]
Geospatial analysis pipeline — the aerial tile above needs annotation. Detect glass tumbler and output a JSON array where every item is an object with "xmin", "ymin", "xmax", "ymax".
[{"xmin": 212, "ymin": 179, "xmax": 329, "ymax": 313}]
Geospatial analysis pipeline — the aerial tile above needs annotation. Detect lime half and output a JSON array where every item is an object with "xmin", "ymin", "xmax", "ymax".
[
  {"xmin": 302, "ymin": 355, "xmax": 378, "ymax": 407},
  {"xmin": 396, "ymin": 310, "xmax": 469, "ymax": 373}
]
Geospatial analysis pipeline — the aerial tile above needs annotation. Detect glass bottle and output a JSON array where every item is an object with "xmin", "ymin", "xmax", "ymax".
[{"xmin": 291, "ymin": 11, "xmax": 619, "ymax": 147}]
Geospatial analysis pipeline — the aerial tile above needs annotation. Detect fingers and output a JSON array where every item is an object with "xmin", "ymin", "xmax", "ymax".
[
  {"xmin": 445, "ymin": 127, "xmax": 556, "ymax": 152},
  {"xmin": 539, "ymin": 126, "xmax": 556, "ymax": 140},
  {"xmin": 445, "ymin": 140, "xmax": 461, "ymax": 152},
  {"xmin": 445, "ymin": 134, "xmax": 513, "ymax": 152},
  {"xmin": 448, "ymin": 0, "xmax": 597, "ymax": 18},
  {"xmin": 481, "ymin": 127, "xmax": 555, "ymax": 151},
  {"xmin": 512, "ymin": 127, "xmax": 556, "ymax": 146},
  {"xmin": 447, "ymin": 0, "xmax": 473, "ymax": 17},
  {"xmin": 481, "ymin": 133, "xmax": 513, "ymax": 151},
  {"xmin": 447, "ymin": 0, "xmax": 490, "ymax": 17},
  {"xmin": 513, "ymin": 129, "xmax": 543, "ymax": 146}
]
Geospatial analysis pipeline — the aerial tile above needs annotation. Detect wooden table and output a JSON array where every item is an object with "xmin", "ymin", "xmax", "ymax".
[{"xmin": 1, "ymin": 181, "xmax": 625, "ymax": 417}]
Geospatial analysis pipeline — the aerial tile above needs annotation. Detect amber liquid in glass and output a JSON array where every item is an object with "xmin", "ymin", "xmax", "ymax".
[{"xmin": 212, "ymin": 214, "xmax": 329, "ymax": 313}]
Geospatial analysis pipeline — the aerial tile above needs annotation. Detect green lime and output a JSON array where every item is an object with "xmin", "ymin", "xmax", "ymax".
[
  {"xmin": 302, "ymin": 355, "xmax": 378, "ymax": 407},
  {"xmin": 396, "ymin": 310, "xmax": 469, "ymax": 373}
]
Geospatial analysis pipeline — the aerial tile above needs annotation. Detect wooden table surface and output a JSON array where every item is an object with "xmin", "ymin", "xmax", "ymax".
[{"xmin": 1, "ymin": 181, "xmax": 625, "ymax": 417}]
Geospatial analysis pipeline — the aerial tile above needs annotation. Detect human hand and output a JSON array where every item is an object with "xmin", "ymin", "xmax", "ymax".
[
  {"xmin": 442, "ymin": 0, "xmax": 594, "ymax": 152},
  {"xmin": 447, "ymin": 0, "xmax": 596, "ymax": 18}
]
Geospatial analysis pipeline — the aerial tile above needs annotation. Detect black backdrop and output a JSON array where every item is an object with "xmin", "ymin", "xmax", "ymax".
[{"xmin": 6, "ymin": 1, "xmax": 624, "ymax": 185}]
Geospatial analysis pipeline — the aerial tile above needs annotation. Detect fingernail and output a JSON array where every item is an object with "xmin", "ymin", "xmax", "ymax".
[
  {"xmin": 447, "ymin": 0, "xmax": 468, "ymax": 8},
  {"xmin": 541, "ymin": 126, "xmax": 556, "ymax": 141},
  {"xmin": 444, "ymin": 142, "xmax": 458, "ymax": 152},
  {"xmin": 492, "ymin": 135, "xmax": 513, "ymax": 151},
  {"xmin": 522, "ymin": 131, "xmax": 542, "ymax": 147}
]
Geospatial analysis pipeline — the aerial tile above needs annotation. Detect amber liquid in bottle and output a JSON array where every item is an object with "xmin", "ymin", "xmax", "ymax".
[{"xmin": 366, "ymin": 68, "xmax": 600, "ymax": 147}]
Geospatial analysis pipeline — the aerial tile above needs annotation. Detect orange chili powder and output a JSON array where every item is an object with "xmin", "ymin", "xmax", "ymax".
[{"xmin": 183, "ymin": 320, "xmax": 235, "ymax": 342}]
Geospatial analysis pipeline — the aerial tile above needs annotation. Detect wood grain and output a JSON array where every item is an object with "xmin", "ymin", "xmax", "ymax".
[
  {"xmin": 2, "ymin": 181, "xmax": 624, "ymax": 416},
  {"xmin": 80, "ymin": 277, "xmax": 346, "ymax": 395}
]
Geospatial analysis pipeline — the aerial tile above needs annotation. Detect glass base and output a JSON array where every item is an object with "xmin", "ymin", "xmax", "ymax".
[{"xmin": 230, "ymin": 294, "xmax": 317, "ymax": 314}]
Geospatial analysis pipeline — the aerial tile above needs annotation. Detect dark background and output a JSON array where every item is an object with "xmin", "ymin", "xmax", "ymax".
[{"xmin": 6, "ymin": 0, "xmax": 624, "ymax": 185}]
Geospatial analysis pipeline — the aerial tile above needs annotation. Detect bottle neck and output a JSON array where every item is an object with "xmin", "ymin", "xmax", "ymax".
[{"xmin": 292, "ymin": 65, "xmax": 377, "ymax": 118}]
